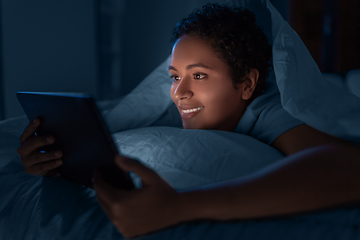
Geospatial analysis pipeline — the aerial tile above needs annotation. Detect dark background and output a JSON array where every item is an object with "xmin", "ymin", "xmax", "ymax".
[
  {"xmin": 0, "ymin": 0, "xmax": 359, "ymax": 120},
  {"xmin": 290, "ymin": 0, "xmax": 360, "ymax": 74}
]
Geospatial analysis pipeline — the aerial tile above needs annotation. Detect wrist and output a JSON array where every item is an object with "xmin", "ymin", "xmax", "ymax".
[
  {"xmin": 175, "ymin": 191, "xmax": 201, "ymax": 222},
  {"xmin": 175, "ymin": 187, "xmax": 236, "ymax": 222}
]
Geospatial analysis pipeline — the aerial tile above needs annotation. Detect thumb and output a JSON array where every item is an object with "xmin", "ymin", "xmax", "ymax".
[{"xmin": 115, "ymin": 155, "xmax": 161, "ymax": 184}]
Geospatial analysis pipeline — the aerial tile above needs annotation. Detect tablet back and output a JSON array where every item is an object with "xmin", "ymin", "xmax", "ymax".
[{"xmin": 17, "ymin": 92, "xmax": 134, "ymax": 190}]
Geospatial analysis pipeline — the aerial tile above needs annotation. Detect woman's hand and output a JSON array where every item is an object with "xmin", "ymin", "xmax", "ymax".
[
  {"xmin": 17, "ymin": 118, "xmax": 63, "ymax": 176},
  {"xmin": 93, "ymin": 155, "xmax": 182, "ymax": 239}
]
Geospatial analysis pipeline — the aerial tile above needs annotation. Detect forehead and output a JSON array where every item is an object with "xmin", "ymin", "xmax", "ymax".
[
  {"xmin": 172, "ymin": 35, "xmax": 213, "ymax": 53},
  {"xmin": 170, "ymin": 35, "xmax": 227, "ymax": 69}
]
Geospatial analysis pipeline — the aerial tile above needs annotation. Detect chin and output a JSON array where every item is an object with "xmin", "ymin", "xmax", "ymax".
[
  {"xmin": 183, "ymin": 121, "xmax": 235, "ymax": 132},
  {"xmin": 182, "ymin": 121, "xmax": 212, "ymax": 130}
]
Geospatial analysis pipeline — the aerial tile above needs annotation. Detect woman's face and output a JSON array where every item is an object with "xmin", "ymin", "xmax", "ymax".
[{"xmin": 169, "ymin": 34, "xmax": 249, "ymax": 131}]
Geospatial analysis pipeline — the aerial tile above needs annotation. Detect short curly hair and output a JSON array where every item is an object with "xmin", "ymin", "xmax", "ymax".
[{"xmin": 172, "ymin": 3, "xmax": 272, "ymax": 101}]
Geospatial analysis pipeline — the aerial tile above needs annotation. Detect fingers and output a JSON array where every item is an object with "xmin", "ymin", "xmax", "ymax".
[
  {"xmin": 22, "ymin": 150, "xmax": 63, "ymax": 168},
  {"xmin": 20, "ymin": 149, "xmax": 63, "ymax": 176},
  {"xmin": 115, "ymin": 155, "xmax": 162, "ymax": 185},
  {"xmin": 17, "ymin": 119, "xmax": 63, "ymax": 177},
  {"xmin": 93, "ymin": 171, "xmax": 124, "ymax": 208},
  {"xmin": 93, "ymin": 170, "xmax": 130, "ymax": 224},
  {"xmin": 17, "ymin": 135, "xmax": 55, "ymax": 157},
  {"xmin": 28, "ymin": 158, "xmax": 63, "ymax": 176},
  {"xmin": 20, "ymin": 118, "xmax": 40, "ymax": 144}
]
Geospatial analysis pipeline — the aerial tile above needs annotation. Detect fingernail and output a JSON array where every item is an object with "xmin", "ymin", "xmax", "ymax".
[
  {"xmin": 33, "ymin": 118, "xmax": 40, "ymax": 124},
  {"xmin": 47, "ymin": 136, "xmax": 54, "ymax": 143},
  {"xmin": 56, "ymin": 160, "xmax": 62, "ymax": 165}
]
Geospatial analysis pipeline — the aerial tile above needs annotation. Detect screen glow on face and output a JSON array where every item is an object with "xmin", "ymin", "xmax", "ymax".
[{"xmin": 169, "ymin": 35, "xmax": 248, "ymax": 131}]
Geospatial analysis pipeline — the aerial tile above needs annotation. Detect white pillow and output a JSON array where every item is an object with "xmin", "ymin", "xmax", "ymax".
[
  {"xmin": 104, "ymin": 57, "xmax": 174, "ymax": 133},
  {"xmin": 112, "ymin": 127, "xmax": 284, "ymax": 190},
  {"xmin": 269, "ymin": 3, "xmax": 360, "ymax": 144}
]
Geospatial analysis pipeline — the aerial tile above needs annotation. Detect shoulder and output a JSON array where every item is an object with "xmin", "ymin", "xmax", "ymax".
[
  {"xmin": 271, "ymin": 124, "xmax": 357, "ymax": 156},
  {"xmin": 235, "ymin": 92, "xmax": 303, "ymax": 145}
]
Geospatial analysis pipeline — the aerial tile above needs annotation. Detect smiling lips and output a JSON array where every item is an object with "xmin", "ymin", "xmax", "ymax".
[
  {"xmin": 182, "ymin": 106, "xmax": 204, "ymax": 113},
  {"xmin": 179, "ymin": 106, "xmax": 204, "ymax": 119}
]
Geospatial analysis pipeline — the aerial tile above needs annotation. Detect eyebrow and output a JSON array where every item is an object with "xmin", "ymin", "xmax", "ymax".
[{"xmin": 168, "ymin": 63, "xmax": 213, "ymax": 71}]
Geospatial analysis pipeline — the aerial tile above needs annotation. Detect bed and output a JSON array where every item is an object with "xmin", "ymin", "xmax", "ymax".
[{"xmin": 1, "ymin": 0, "xmax": 360, "ymax": 239}]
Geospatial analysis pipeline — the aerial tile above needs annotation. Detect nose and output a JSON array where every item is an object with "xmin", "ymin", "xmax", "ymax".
[{"xmin": 174, "ymin": 76, "xmax": 193, "ymax": 100}]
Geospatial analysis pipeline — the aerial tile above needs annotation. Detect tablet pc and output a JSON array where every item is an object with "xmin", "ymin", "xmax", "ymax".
[{"xmin": 17, "ymin": 92, "xmax": 134, "ymax": 190}]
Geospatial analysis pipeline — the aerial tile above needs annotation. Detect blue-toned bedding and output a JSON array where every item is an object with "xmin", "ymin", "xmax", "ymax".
[
  {"xmin": 1, "ymin": 0, "xmax": 360, "ymax": 239},
  {"xmin": 1, "ymin": 116, "xmax": 360, "ymax": 240}
]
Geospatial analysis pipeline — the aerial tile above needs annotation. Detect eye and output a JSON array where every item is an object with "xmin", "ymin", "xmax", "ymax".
[
  {"xmin": 170, "ymin": 75, "xmax": 181, "ymax": 82},
  {"xmin": 193, "ymin": 73, "xmax": 207, "ymax": 80}
]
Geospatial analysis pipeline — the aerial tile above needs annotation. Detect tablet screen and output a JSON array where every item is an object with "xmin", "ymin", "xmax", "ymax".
[{"xmin": 17, "ymin": 92, "xmax": 134, "ymax": 190}]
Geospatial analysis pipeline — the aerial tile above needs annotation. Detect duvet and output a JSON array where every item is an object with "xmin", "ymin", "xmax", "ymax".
[{"xmin": 1, "ymin": 116, "xmax": 360, "ymax": 240}]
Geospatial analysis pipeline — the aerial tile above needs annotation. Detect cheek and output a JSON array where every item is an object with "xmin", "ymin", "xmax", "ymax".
[
  {"xmin": 170, "ymin": 84, "xmax": 176, "ymax": 102},
  {"xmin": 200, "ymin": 84, "xmax": 239, "ymax": 109}
]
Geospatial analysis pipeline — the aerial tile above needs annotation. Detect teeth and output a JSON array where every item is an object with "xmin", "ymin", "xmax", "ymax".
[{"xmin": 182, "ymin": 107, "xmax": 203, "ymax": 113}]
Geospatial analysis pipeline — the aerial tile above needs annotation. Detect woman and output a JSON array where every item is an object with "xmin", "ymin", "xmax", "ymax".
[{"xmin": 17, "ymin": 3, "xmax": 360, "ymax": 238}]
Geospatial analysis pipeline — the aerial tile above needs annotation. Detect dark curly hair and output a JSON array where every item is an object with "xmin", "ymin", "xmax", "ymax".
[{"xmin": 172, "ymin": 3, "xmax": 272, "ymax": 102}]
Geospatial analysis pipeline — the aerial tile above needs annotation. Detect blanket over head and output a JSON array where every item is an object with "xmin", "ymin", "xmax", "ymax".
[{"xmin": 1, "ymin": 0, "xmax": 360, "ymax": 239}]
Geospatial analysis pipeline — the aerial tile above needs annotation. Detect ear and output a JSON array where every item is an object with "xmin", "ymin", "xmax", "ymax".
[{"xmin": 236, "ymin": 69, "xmax": 259, "ymax": 100}]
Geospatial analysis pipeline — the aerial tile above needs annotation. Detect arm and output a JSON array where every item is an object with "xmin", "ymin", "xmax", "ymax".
[
  {"xmin": 178, "ymin": 125, "xmax": 360, "ymax": 220},
  {"xmin": 94, "ymin": 125, "xmax": 360, "ymax": 238},
  {"xmin": 271, "ymin": 124, "xmax": 357, "ymax": 156},
  {"xmin": 178, "ymin": 143, "xmax": 360, "ymax": 221}
]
